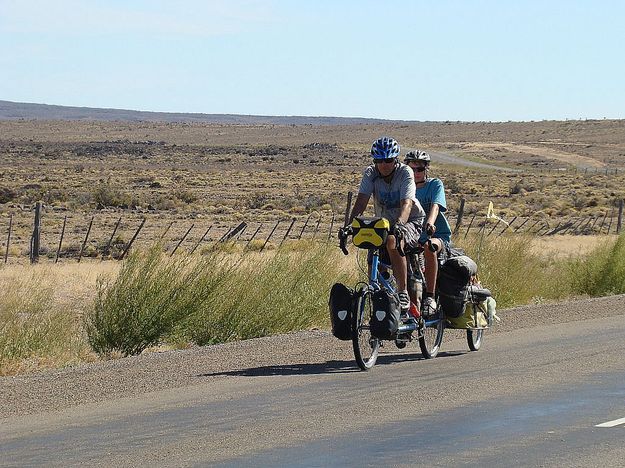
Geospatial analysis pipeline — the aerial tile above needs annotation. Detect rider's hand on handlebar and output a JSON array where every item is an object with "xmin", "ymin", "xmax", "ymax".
[
  {"xmin": 338, "ymin": 226, "xmax": 350, "ymax": 240},
  {"xmin": 425, "ymin": 222, "xmax": 436, "ymax": 236}
]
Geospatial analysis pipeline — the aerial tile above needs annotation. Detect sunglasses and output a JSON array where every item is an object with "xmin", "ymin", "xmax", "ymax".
[
  {"xmin": 374, "ymin": 159, "xmax": 396, "ymax": 165},
  {"xmin": 412, "ymin": 166, "xmax": 427, "ymax": 172}
]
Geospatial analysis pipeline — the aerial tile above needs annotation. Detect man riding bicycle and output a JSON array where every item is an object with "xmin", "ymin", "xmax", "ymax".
[
  {"xmin": 345, "ymin": 137, "xmax": 425, "ymax": 314},
  {"xmin": 404, "ymin": 150, "xmax": 452, "ymax": 316}
]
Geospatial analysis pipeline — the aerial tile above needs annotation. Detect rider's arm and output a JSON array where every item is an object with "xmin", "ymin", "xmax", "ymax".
[
  {"xmin": 349, "ymin": 193, "xmax": 370, "ymax": 223},
  {"xmin": 426, "ymin": 203, "xmax": 440, "ymax": 227},
  {"xmin": 397, "ymin": 198, "xmax": 413, "ymax": 225}
]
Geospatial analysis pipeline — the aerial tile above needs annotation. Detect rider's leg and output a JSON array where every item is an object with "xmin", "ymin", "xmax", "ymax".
[
  {"xmin": 386, "ymin": 234, "xmax": 407, "ymax": 291},
  {"xmin": 423, "ymin": 237, "xmax": 444, "ymax": 295}
]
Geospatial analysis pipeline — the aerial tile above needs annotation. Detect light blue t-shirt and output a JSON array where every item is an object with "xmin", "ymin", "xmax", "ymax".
[{"xmin": 416, "ymin": 177, "xmax": 452, "ymax": 243}]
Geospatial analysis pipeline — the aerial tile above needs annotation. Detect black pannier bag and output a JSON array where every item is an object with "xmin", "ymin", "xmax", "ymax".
[
  {"xmin": 370, "ymin": 289, "xmax": 400, "ymax": 340},
  {"xmin": 437, "ymin": 255, "xmax": 478, "ymax": 318},
  {"xmin": 329, "ymin": 283, "xmax": 354, "ymax": 340}
]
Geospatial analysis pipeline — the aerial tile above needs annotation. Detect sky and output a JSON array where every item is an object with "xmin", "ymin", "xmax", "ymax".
[{"xmin": 1, "ymin": 0, "xmax": 624, "ymax": 121}]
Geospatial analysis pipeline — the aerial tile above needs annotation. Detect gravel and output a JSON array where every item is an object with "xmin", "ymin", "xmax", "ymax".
[{"xmin": 2, "ymin": 294, "xmax": 624, "ymax": 419}]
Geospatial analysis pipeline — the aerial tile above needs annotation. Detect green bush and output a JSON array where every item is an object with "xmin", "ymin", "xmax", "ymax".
[
  {"xmin": 566, "ymin": 233, "xmax": 625, "ymax": 296},
  {"xmin": 85, "ymin": 242, "xmax": 355, "ymax": 355},
  {"xmin": 183, "ymin": 244, "xmax": 355, "ymax": 345},
  {"xmin": 457, "ymin": 233, "xmax": 571, "ymax": 308},
  {"xmin": 85, "ymin": 247, "xmax": 233, "ymax": 356}
]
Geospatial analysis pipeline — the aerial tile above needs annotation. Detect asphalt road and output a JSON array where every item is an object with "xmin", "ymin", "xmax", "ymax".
[{"xmin": 2, "ymin": 299, "xmax": 625, "ymax": 467}]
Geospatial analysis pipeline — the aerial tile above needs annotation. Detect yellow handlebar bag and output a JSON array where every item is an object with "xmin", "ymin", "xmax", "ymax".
[{"xmin": 351, "ymin": 217, "xmax": 390, "ymax": 249}]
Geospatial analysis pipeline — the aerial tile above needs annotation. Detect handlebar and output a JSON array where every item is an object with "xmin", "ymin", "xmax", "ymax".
[
  {"xmin": 338, "ymin": 225, "xmax": 406, "ymax": 257},
  {"xmin": 338, "ymin": 226, "xmax": 352, "ymax": 256}
]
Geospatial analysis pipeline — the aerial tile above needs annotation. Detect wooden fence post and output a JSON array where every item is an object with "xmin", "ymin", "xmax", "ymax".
[
  {"xmin": 617, "ymin": 199, "xmax": 624, "ymax": 234},
  {"xmin": 245, "ymin": 224, "xmax": 262, "ymax": 250},
  {"xmin": 328, "ymin": 212, "xmax": 336, "ymax": 240},
  {"xmin": 513, "ymin": 217, "xmax": 529, "ymax": 233},
  {"xmin": 30, "ymin": 201, "xmax": 42, "ymax": 264},
  {"xmin": 464, "ymin": 213, "xmax": 476, "ymax": 239},
  {"xmin": 343, "ymin": 192, "xmax": 353, "ymax": 227},
  {"xmin": 499, "ymin": 216, "xmax": 517, "ymax": 236},
  {"xmin": 189, "ymin": 225, "xmax": 212, "ymax": 255},
  {"xmin": 103, "ymin": 216, "xmax": 122, "ymax": 258},
  {"xmin": 220, "ymin": 222, "xmax": 246, "ymax": 243},
  {"xmin": 77, "ymin": 216, "xmax": 94, "ymax": 263},
  {"xmin": 298, "ymin": 214, "xmax": 312, "ymax": 239},
  {"xmin": 55, "ymin": 215, "xmax": 67, "ymax": 264},
  {"xmin": 606, "ymin": 205, "xmax": 615, "ymax": 234},
  {"xmin": 159, "ymin": 221, "xmax": 174, "ymax": 240},
  {"xmin": 280, "ymin": 218, "xmax": 297, "ymax": 246},
  {"xmin": 486, "ymin": 219, "xmax": 501, "ymax": 237},
  {"xmin": 313, "ymin": 215, "xmax": 322, "ymax": 239},
  {"xmin": 171, "ymin": 223, "xmax": 194, "ymax": 256},
  {"xmin": 526, "ymin": 219, "xmax": 542, "ymax": 234},
  {"xmin": 120, "ymin": 218, "xmax": 146, "ymax": 259},
  {"xmin": 217, "ymin": 228, "xmax": 232, "ymax": 244},
  {"xmin": 5, "ymin": 214, "xmax": 12, "ymax": 263},
  {"xmin": 261, "ymin": 221, "xmax": 280, "ymax": 252},
  {"xmin": 453, "ymin": 198, "xmax": 465, "ymax": 235},
  {"xmin": 235, "ymin": 224, "xmax": 247, "ymax": 241}
]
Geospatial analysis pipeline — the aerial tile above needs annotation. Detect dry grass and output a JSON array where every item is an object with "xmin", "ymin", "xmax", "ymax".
[
  {"xmin": 1, "ymin": 119, "xmax": 625, "ymax": 261},
  {"xmin": 530, "ymin": 234, "xmax": 615, "ymax": 260},
  {"xmin": 0, "ymin": 261, "xmax": 117, "ymax": 375}
]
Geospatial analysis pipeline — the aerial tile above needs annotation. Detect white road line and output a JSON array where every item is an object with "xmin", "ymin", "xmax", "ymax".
[{"xmin": 595, "ymin": 417, "xmax": 625, "ymax": 428}]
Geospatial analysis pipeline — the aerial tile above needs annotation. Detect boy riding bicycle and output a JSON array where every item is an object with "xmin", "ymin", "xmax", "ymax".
[
  {"xmin": 344, "ymin": 137, "xmax": 425, "ymax": 314},
  {"xmin": 404, "ymin": 150, "xmax": 452, "ymax": 316}
]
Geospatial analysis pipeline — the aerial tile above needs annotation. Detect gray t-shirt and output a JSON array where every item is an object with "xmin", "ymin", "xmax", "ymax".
[{"xmin": 358, "ymin": 163, "xmax": 425, "ymax": 224}]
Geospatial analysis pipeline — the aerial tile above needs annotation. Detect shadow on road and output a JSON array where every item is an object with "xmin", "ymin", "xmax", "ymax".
[{"xmin": 197, "ymin": 350, "xmax": 465, "ymax": 378}]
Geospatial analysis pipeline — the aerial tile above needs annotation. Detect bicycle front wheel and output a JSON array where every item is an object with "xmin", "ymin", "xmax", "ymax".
[
  {"xmin": 352, "ymin": 289, "xmax": 380, "ymax": 371},
  {"xmin": 419, "ymin": 311, "xmax": 444, "ymax": 359}
]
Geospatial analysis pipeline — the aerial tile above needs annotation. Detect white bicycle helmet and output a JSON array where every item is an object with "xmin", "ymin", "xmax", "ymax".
[{"xmin": 404, "ymin": 150, "xmax": 431, "ymax": 164}]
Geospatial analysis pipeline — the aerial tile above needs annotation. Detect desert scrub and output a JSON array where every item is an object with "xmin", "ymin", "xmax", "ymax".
[
  {"xmin": 0, "ymin": 268, "xmax": 90, "ymax": 375},
  {"xmin": 85, "ymin": 246, "xmax": 235, "ymax": 356},
  {"xmin": 566, "ymin": 233, "xmax": 625, "ymax": 296},
  {"xmin": 86, "ymin": 242, "xmax": 356, "ymax": 355},
  {"xmin": 185, "ymin": 244, "xmax": 356, "ymax": 345},
  {"xmin": 457, "ymin": 232, "xmax": 572, "ymax": 308}
]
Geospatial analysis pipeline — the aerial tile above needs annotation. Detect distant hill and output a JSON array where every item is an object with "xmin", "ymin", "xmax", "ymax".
[{"xmin": 0, "ymin": 100, "xmax": 401, "ymax": 125}]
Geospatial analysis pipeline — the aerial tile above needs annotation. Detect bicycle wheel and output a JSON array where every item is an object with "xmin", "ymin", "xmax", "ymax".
[
  {"xmin": 418, "ymin": 310, "xmax": 444, "ymax": 359},
  {"xmin": 467, "ymin": 328, "xmax": 483, "ymax": 351},
  {"xmin": 352, "ymin": 289, "xmax": 380, "ymax": 370},
  {"xmin": 467, "ymin": 304, "xmax": 484, "ymax": 351}
]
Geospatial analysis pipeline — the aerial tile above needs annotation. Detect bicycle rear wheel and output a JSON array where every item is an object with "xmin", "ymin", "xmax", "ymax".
[
  {"xmin": 419, "ymin": 311, "xmax": 444, "ymax": 359},
  {"xmin": 467, "ymin": 329, "xmax": 483, "ymax": 351},
  {"xmin": 352, "ymin": 289, "xmax": 380, "ymax": 370}
]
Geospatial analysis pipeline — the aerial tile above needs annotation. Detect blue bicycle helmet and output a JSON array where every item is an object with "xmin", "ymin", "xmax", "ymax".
[{"xmin": 371, "ymin": 137, "xmax": 400, "ymax": 160}]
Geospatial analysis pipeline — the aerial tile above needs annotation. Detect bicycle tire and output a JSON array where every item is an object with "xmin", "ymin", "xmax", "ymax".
[
  {"xmin": 352, "ymin": 289, "xmax": 380, "ymax": 370},
  {"xmin": 418, "ymin": 310, "xmax": 444, "ymax": 359},
  {"xmin": 467, "ymin": 328, "xmax": 483, "ymax": 351}
]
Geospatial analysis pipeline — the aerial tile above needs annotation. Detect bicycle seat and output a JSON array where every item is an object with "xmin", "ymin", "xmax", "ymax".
[{"xmin": 468, "ymin": 285, "xmax": 491, "ymax": 302}]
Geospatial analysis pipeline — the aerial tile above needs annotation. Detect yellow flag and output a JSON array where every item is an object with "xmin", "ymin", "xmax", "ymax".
[{"xmin": 486, "ymin": 201, "xmax": 509, "ymax": 226}]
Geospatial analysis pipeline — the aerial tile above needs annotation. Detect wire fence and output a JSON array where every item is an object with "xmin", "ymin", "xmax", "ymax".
[{"xmin": 2, "ymin": 197, "xmax": 624, "ymax": 264}]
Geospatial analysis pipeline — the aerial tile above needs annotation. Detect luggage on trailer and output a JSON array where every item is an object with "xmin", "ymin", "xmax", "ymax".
[{"xmin": 437, "ymin": 255, "xmax": 478, "ymax": 318}]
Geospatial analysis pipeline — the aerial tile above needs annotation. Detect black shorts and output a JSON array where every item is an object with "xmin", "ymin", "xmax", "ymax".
[{"xmin": 367, "ymin": 220, "xmax": 422, "ymax": 265}]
